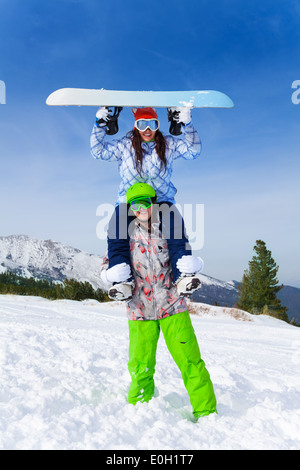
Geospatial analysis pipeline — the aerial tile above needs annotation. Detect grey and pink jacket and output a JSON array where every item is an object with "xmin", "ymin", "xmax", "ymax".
[{"xmin": 101, "ymin": 218, "xmax": 188, "ymax": 321}]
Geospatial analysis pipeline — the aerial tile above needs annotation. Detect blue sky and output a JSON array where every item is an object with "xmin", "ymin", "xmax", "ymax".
[{"xmin": 1, "ymin": 0, "xmax": 300, "ymax": 287}]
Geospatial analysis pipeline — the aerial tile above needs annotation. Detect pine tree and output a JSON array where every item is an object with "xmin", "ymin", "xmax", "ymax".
[{"xmin": 237, "ymin": 240, "xmax": 289, "ymax": 322}]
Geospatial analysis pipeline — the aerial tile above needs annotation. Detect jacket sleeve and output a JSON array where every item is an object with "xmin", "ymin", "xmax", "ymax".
[
  {"xmin": 90, "ymin": 123, "xmax": 123, "ymax": 162},
  {"xmin": 99, "ymin": 255, "xmax": 112, "ymax": 288},
  {"xmin": 171, "ymin": 122, "xmax": 202, "ymax": 161}
]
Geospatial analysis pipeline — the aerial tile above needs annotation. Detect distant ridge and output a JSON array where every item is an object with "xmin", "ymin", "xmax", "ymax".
[{"xmin": 0, "ymin": 235, "xmax": 299, "ymax": 322}]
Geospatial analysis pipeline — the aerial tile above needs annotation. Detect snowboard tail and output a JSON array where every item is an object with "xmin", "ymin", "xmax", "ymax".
[{"xmin": 46, "ymin": 88, "xmax": 234, "ymax": 109}]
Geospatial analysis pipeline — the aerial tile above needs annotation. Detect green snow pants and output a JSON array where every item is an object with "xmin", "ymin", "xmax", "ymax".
[{"xmin": 127, "ymin": 311, "xmax": 217, "ymax": 419}]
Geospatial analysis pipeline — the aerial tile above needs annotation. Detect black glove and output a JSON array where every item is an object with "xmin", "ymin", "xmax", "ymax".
[
  {"xmin": 96, "ymin": 107, "xmax": 123, "ymax": 135},
  {"xmin": 167, "ymin": 108, "xmax": 183, "ymax": 136}
]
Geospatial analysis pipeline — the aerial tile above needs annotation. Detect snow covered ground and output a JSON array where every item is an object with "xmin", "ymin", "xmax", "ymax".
[{"xmin": 0, "ymin": 294, "xmax": 299, "ymax": 450}]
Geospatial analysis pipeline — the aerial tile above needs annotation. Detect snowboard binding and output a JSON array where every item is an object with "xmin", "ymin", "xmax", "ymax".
[
  {"xmin": 108, "ymin": 281, "xmax": 133, "ymax": 301},
  {"xmin": 96, "ymin": 107, "xmax": 123, "ymax": 135},
  {"xmin": 174, "ymin": 274, "xmax": 201, "ymax": 297},
  {"xmin": 168, "ymin": 108, "xmax": 184, "ymax": 136}
]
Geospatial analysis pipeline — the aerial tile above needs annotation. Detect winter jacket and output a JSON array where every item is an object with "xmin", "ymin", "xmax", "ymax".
[
  {"xmin": 90, "ymin": 122, "xmax": 201, "ymax": 204},
  {"xmin": 101, "ymin": 219, "xmax": 188, "ymax": 321}
]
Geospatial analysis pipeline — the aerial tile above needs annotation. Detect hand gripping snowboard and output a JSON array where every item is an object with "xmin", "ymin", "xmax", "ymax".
[{"xmin": 46, "ymin": 88, "xmax": 234, "ymax": 109}]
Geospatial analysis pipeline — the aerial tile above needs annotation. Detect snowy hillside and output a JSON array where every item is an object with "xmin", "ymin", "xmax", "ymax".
[
  {"xmin": 0, "ymin": 235, "xmax": 240, "ymax": 303},
  {"xmin": 0, "ymin": 294, "xmax": 299, "ymax": 450},
  {"xmin": 0, "ymin": 235, "xmax": 105, "ymax": 290},
  {"xmin": 1, "ymin": 235, "xmax": 299, "ymax": 321}
]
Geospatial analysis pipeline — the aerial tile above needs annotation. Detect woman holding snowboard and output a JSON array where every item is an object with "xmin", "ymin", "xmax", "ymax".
[{"xmin": 90, "ymin": 105, "xmax": 203, "ymax": 300}]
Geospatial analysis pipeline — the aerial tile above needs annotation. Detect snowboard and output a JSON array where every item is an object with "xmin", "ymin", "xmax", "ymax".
[{"xmin": 46, "ymin": 88, "xmax": 234, "ymax": 109}]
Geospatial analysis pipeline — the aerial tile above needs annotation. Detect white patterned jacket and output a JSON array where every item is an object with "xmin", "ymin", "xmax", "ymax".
[{"xmin": 90, "ymin": 122, "xmax": 201, "ymax": 204}]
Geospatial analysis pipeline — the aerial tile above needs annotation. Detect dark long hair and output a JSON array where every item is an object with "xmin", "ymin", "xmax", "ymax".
[{"xmin": 127, "ymin": 128, "xmax": 167, "ymax": 175}]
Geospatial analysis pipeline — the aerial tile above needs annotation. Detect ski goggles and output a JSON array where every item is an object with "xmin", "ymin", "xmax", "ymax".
[
  {"xmin": 134, "ymin": 119, "xmax": 160, "ymax": 132},
  {"xmin": 129, "ymin": 197, "xmax": 154, "ymax": 212}
]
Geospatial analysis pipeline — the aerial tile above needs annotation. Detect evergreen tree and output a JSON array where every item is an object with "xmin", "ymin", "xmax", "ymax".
[{"xmin": 237, "ymin": 240, "xmax": 289, "ymax": 322}]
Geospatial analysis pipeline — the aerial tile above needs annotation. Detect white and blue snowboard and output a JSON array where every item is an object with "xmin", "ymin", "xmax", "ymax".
[{"xmin": 46, "ymin": 88, "xmax": 234, "ymax": 109}]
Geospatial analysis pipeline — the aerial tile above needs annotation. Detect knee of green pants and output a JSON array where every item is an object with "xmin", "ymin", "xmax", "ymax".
[
  {"xmin": 160, "ymin": 311, "xmax": 201, "ymax": 366},
  {"xmin": 161, "ymin": 311, "xmax": 217, "ymax": 416}
]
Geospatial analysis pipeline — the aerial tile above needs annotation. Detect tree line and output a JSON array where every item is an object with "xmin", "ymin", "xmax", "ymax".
[{"xmin": 0, "ymin": 271, "xmax": 110, "ymax": 302}]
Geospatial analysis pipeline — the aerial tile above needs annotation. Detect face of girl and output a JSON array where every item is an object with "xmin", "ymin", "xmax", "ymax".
[
  {"xmin": 135, "ymin": 205, "xmax": 152, "ymax": 223},
  {"xmin": 138, "ymin": 128, "xmax": 157, "ymax": 142}
]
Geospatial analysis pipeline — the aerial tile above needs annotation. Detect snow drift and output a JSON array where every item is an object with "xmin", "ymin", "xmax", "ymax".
[{"xmin": 0, "ymin": 295, "xmax": 299, "ymax": 450}]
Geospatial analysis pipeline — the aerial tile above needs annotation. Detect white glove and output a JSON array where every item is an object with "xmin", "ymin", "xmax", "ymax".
[
  {"xmin": 102, "ymin": 263, "xmax": 131, "ymax": 284},
  {"xmin": 176, "ymin": 255, "xmax": 204, "ymax": 274},
  {"xmin": 96, "ymin": 106, "xmax": 109, "ymax": 122},
  {"xmin": 174, "ymin": 106, "xmax": 192, "ymax": 125}
]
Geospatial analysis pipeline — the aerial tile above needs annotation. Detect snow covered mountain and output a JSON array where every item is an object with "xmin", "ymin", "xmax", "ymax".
[
  {"xmin": 0, "ymin": 235, "xmax": 299, "ymax": 322},
  {"xmin": 192, "ymin": 274, "xmax": 239, "ymax": 306},
  {"xmin": 0, "ymin": 235, "xmax": 104, "ymax": 290},
  {"xmin": 0, "ymin": 235, "xmax": 240, "ymax": 301}
]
